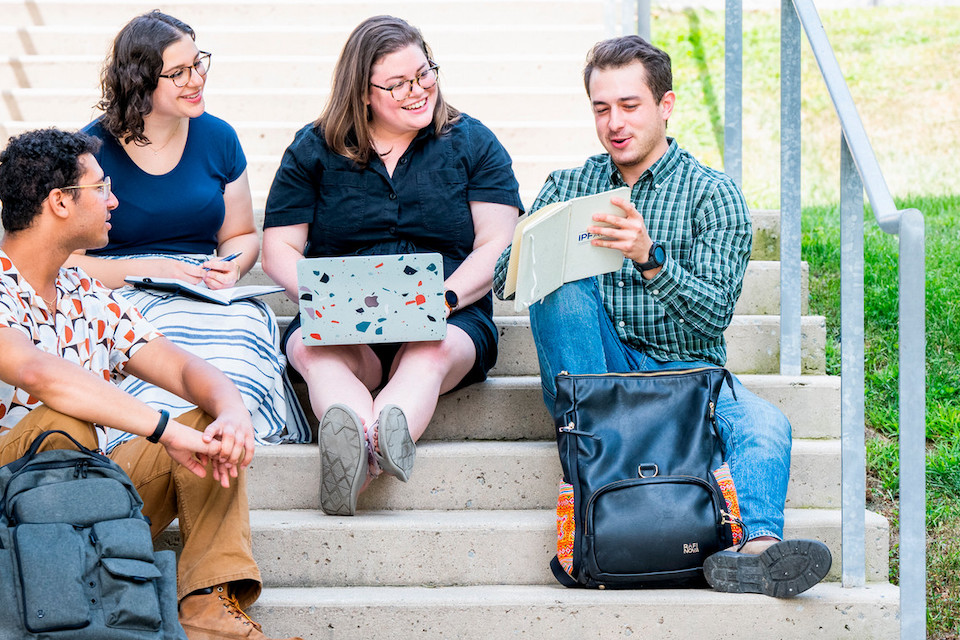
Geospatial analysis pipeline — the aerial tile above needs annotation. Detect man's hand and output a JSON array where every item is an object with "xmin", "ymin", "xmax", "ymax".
[
  {"xmin": 200, "ymin": 407, "xmax": 255, "ymax": 488},
  {"xmin": 587, "ymin": 196, "xmax": 663, "ymax": 278},
  {"xmin": 158, "ymin": 420, "xmax": 220, "ymax": 479}
]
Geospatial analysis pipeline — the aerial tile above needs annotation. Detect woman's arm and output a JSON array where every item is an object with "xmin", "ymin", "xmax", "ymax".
[
  {"xmin": 442, "ymin": 201, "xmax": 519, "ymax": 314},
  {"xmin": 203, "ymin": 170, "xmax": 260, "ymax": 290},
  {"xmin": 65, "ymin": 252, "xmax": 207, "ymax": 289},
  {"xmin": 262, "ymin": 222, "xmax": 309, "ymax": 302}
]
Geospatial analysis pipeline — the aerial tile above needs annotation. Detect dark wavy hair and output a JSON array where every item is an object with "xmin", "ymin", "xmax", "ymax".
[
  {"xmin": 0, "ymin": 128, "xmax": 101, "ymax": 232},
  {"xmin": 316, "ymin": 15, "xmax": 459, "ymax": 166},
  {"xmin": 97, "ymin": 10, "xmax": 195, "ymax": 146}
]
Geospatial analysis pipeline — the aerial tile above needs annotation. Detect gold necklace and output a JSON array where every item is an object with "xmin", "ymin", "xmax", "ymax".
[{"xmin": 149, "ymin": 119, "xmax": 183, "ymax": 155}]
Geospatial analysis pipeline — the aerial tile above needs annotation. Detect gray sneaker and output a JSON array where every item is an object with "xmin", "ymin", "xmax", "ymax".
[
  {"xmin": 371, "ymin": 404, "xmax": 416, "ymax": 482},
  {"xmin": 318, "ymin": 404, "xmax": 366, "ymax": 516},
  {"xmin": 703, "ymin": 538, "xmax": 832, "ymax": 598}
]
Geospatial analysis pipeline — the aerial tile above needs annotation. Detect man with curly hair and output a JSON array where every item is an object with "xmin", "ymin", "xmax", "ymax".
[{"xmin": 0, "ymin": 128, "xmax": 301, "ymax": 640}]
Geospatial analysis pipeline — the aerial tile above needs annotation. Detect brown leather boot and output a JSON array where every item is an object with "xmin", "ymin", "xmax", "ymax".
[{"xmin": 179, "ymin": 584, "xmax": 303, "ymax": 640}]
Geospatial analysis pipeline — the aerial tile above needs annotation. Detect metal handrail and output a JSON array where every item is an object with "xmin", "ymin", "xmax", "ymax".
[
  {"xmin": 775, "ymin": 1, "xmax": 926, "ymax": 636},
  {"xmin": 629, "ymin": 2, "xmax": 925, "ymax": 635}
]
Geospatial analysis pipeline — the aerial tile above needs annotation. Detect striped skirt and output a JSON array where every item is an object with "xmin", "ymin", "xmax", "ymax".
[{"xmin": 105, "ymin": 256, "xmax": 310, "ymax": 450}]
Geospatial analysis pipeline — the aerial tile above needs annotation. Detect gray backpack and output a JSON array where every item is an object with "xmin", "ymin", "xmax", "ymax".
[{"xmin": 0, "ymin": 430, "xmax": 185, "ymax": 639}]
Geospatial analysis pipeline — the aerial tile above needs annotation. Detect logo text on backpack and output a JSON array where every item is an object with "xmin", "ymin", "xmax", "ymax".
[{"xmin": 683, "ymin": 542, "xmax": 700, "ymax": 554}]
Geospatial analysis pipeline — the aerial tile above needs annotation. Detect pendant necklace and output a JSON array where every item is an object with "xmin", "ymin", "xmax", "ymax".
[{"xmin": 149, "ymin": 119, "xmax": 183, "ymax": 155}]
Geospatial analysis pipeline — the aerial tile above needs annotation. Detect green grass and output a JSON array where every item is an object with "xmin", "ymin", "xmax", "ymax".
[
  {"xmin": 803, "ymin": 194, "xmax": 960, "ymax": 638},
  {"xmin": 651, "ymin": 7, "xmax": 960, "ymax": 637}
]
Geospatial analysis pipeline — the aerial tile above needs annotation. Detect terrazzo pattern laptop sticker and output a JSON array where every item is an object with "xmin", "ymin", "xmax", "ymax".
[{"xmin": 297, "ymin": 253, "xmax": 447, "ymax": 346}]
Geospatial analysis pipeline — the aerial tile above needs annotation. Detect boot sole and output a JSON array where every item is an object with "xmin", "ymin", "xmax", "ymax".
[
  {"xmin": 703, "ymin": 539, "xmax": 832, "ymax": 598},
  {"xmin": 375, "ymin": 404, "xmax": 416, "ymax": 482},
  {"xmin": 318, "ymin": 404, "xmax": 366, "ymax": 516}
]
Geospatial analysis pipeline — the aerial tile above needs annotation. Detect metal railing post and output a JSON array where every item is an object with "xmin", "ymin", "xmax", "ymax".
[
  {"xmin": 724, "ymin": 0, "xmax": 743, "ymax": 187},
  {"xmin": 898, "ymin": 208, "xmax": 927, "ymax": 638},
  {"xmin": 636, "ymin": 0, "xmax": 651, "ymax": 41},
  {"xmin": 604, "ymin": 0, "xmax": 619, "ymax": 37},
  {"xmin": 780, "ymin": 0, "xmax": 802, "ymax": 375},
  {"xmin": 839, "ymin": 135, "xmax": 866, "ymax": 587}
]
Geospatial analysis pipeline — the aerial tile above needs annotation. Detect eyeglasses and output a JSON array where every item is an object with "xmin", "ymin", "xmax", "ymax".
[
  {"xmin": 158, "ymin": 52, "xmax": 212, "ymax": 88},
  {"xmin": 61, "ymin": 176, "xmax": 112, "ymax": 200},
  {"xmin": 369, "ymin": 64, "xmax": 439, "ymax": 101}
]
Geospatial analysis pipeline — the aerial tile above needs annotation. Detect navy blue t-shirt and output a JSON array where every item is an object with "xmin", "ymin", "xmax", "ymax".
[
  {"xmin": 84, "ymin": 113, "xmax": 246, "ymax": 256},
  {"xmin": 263, "ymin": 113, "xmax": 524, "ymax": 277}
]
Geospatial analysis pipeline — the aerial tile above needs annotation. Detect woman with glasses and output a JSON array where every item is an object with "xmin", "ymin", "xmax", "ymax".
[
  {"xmin": 70, "ymin": 11, "xmax": 309, "ymax": 453},
  {"xmin": 262, "ymin": 15, "xmax": 522, "ymax": 516}
]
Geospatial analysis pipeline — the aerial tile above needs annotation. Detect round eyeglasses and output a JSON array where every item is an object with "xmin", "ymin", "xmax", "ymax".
[
  {"xmin": 61, "ymin": 176, "xmax": 112, "ymax": 201},
  {"xmin": 158, "ymin": 52, "xmax": 212, "ymax": 88},
  {"xmin": 369, "ymin": 64, "xmax": 439, "ymax": 101}
]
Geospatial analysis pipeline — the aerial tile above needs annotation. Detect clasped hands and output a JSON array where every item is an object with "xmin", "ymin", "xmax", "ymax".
[{"xmin": 161, "ymin": 409, "xmax": 255, "ymax": 489}]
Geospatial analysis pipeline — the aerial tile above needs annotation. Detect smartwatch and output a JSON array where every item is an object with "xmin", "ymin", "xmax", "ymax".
[
  {"xmin": 444, "ymin": 289, "xmax": 459, "ymax": 312},
  {"xmin": 634, "ymin": 242, "xmax": 666, "ymax": 271}
]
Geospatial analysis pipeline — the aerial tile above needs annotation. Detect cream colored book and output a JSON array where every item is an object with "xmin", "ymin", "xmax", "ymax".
[{"xmin": 504, "ymin": 187, "xmax": 630, "ymax": 311}]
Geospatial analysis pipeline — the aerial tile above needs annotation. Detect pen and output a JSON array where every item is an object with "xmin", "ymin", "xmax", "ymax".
[{"xmin": 204, "ymin": 251, "xmax": 243, "ymax": 270}]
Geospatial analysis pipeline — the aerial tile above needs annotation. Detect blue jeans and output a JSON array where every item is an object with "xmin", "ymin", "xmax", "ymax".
[{"xmin": 529, "ymin": 278, "xmax": 791, "ymax": 540}]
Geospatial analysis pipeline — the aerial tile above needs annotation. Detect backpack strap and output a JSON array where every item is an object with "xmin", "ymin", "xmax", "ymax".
[
  {"xmin": 3, "ymin": 429, "xmax": 98, "ymax": 475},
  {"xmin": 550, "ymin": 555, "xmax": 581, "ymax": 588}
]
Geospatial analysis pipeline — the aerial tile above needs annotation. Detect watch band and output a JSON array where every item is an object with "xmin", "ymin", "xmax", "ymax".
[
  {"xmin": 444, "ymin": 289, "xmax": 459, "ymax": 312},
  {"xmin": 634, "ymin": 242, "xmax": 666, "ymax": 271},
  {"xmin": 147, "ymin": 410, "xmax": 170, "ymax": 444}
]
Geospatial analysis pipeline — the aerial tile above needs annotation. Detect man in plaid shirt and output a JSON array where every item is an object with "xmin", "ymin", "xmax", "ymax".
[{"xmin": 494, "ymin": 35, "xmax": 830, "ymax": 597}]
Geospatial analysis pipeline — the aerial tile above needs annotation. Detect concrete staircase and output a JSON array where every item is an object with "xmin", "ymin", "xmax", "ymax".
[{"xmin": 0, "ymin": 1, "xmax": 900, "ymax": 637}]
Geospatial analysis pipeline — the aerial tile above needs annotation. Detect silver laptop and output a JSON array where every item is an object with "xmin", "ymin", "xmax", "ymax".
[{"xmin": 296, "ymin": 253, "xmax": 447, "ymax": 346}]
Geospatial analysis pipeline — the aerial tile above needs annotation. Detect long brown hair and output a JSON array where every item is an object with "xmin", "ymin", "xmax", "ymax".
[
  {"xmin": 97, "ymin": 11, "xmax": 196, "ymax": 145},
  {"xmin": 316, "ymin": 15, "xmax": 460, "ymax": 166}
]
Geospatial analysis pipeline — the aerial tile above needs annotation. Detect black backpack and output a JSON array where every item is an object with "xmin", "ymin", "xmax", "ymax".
[
  {"xmin": 0, "ymin": 430, "xmax": 185, "ymax": 639},
  {"xmin": 550, "ymin": 368, "xmax": 744, "ymax": 588}
]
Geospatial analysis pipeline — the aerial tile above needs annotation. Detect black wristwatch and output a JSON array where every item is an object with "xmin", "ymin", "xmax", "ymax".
[
  {"xmin": 444, "ymin": 289, "xmax": 459, "ymax": 312},
  {"xmin": 634, "ymin": 242, "xmax": 667, "ymax": 271}
]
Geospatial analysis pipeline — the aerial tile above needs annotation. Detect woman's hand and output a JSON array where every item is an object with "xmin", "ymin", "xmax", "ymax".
[
  {"xmin": 201, "ymin": 257, "xmax": 241, "ymax": 289},
  {"xmin": 144, "ymin": 258, "xmax": 207, "ymax": 284}
]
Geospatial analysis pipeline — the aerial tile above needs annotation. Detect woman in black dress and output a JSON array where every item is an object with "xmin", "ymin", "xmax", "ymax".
[{"xmin": 262, "ymin": 15, "xmax": 522, "ymax": 516}]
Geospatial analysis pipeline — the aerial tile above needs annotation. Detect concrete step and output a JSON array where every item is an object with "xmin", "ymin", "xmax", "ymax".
[
  {"xmin": 157, "ymin": 508, "xmax": 889, "ymax": 587},
  {"xmin": 2, "ymin": 54, "xmax": 587, "ymax": 90},
  {"xmin": 0, "ymin": 118, "xmax": 602, "ymax": 158},
  {"xmin": 0, "ymin": 86, "xmax": 595, "ymax": 125},
  {"xmin": 246, "ymin": 583, "xmax": 900, "ymax": 640},
  {"xmin": 0, "ymin": 0, "xmax": 607, "ymax": 29},
  {"xmin": 242, "ymin": 153, "xmax": 590, "ymax": 200},
  {"xmin": 241, "ymin": 259, "xmax": 808, "ymax": 318},
  {"xmin": 480, "ymin": 315, "xmax": 827, "ymax": 377},
  {"xmin": 291, "ymin": 374, "xmax": 840, "ymax": 441},
  {"xmin": 276, "ymin": 313, "xmax": 827, "ymax": 379},
  {"xmin": 247, "ymin": 439, "xmax": 840, "ymax": 511},
  {"xmin": 0, "ymin": 24, "xmax": 604, "ymax": 58}
]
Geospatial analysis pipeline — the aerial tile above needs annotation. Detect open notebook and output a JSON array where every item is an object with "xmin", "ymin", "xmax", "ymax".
[
  {"xmin": 296, "ymin": 253, "xmax": 447, "ymax": 346},
  {"xmin": 124, "ymin": 276, "xmax": 283, "ymax": 305}
]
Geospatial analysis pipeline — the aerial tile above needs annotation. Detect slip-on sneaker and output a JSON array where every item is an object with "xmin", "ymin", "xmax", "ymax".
[{"xmin": 318, "ymin": 404, "xmax": 366, "ymax": 516}]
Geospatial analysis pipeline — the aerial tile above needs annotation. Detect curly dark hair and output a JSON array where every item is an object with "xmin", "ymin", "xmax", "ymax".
[
  {"xmin": 97, "ymin": 10, "xmax": 195, "ymax": 146},
  {"xmin": 0, "ymin": 128, "xmax": 101, "ymax": 232}
]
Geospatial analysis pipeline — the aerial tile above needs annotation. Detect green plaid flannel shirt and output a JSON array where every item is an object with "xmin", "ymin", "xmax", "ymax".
[{"xmin": 494, "ymin": 139, "xmax": 752, "ymax": 366}]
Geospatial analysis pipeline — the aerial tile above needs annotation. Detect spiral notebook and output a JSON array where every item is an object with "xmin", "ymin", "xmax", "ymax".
[{"xmin": 296, "ymin": 253, "xmax": 447, "ymax": 346}]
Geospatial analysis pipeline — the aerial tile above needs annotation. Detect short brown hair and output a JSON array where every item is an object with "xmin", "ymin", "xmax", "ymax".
[
  {"xmin": 316, "ymin": 15, "xmax": 459, "ymax": 166},
  {"xmin": 583, "ymin": 35, "xmax": 673, "ymax": 103}
]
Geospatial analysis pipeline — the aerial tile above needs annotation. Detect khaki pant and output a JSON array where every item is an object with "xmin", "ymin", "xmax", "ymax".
[{"xmin": 0, "ymin": 406, "xmax": 262, "ymax": 608}]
